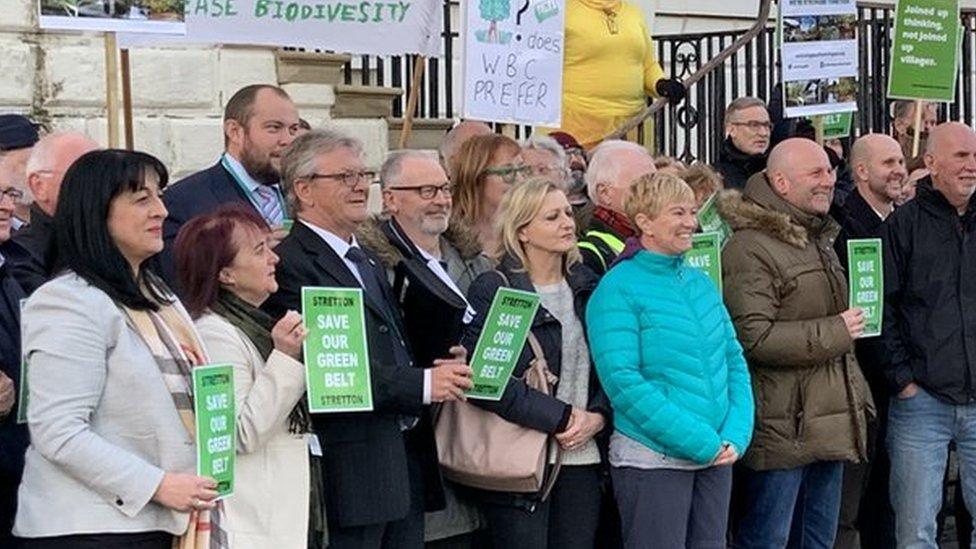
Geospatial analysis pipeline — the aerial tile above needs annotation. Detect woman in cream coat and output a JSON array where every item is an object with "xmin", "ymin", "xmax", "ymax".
[{"xmin": 175, "ymin": 204, "xmax": 311, "ymax": 549}]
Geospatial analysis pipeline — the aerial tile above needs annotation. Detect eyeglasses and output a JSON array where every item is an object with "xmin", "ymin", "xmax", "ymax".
[
  {"xmin": 388, "ymin": 182, "xmax": 453, "ymax": 200},
  {"xmin": 304, "ymin": 170, "xmax": 377, "ymax": 188},
  {"xmin": 729, "ymin": 120, "xmax": 773, "ymax": 131},
  {"xmin": 0, "ymin": 187, "xmax": 24, "ymax": 202},
  {"xmin": 532, "ymin": 164, "xmax": 570, "ymax": 180},
  {"xmin": 481, "ymin": 164, "xmax": 532, "ymax": 184}
]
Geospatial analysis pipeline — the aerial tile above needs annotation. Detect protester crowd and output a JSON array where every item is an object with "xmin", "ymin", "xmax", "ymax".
[{"xmin": 0, "ymin": 81, "xmax": 972, "ymax": 549}]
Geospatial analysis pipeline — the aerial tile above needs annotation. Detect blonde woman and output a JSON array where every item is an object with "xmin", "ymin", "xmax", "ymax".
[
  {"xmin": 461, "ymin": 178, "xmax": 612, "ymax": 548},
  {"xmin": 586, "ymin": 173, "xmax": 753, "ymax": 548}
]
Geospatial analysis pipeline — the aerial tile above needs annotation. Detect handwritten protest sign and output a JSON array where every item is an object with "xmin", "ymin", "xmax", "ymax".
[
  {"xmin": 462, "ymin": 0, "xmax": 566, "ymax": 126},
  {"xmin": 888, "ymin": 0, "xmax": 961, "ymax": 102},
  {"xmin": 467, "ymin": 288, "xmax": 541, "ymax": 401},
  {"xmin": 302, "ymin": 287, "xmax": 373, "ymax": 413},
  {"xmin": 118, "ymin": 0, "xmax": 441, "ymax": 55},
  {"xmin": 193, "ymin": 364, "xmax": 236, "ymax": 498},
  {"xmin": 780, "ymin": 0, "xmax": 858, "ymax": 117}
]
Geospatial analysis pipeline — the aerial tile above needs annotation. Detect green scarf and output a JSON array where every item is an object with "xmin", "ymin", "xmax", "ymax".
[{"xmin": 211, "ymin": 290, "xmax": 310, "ymax": 433}]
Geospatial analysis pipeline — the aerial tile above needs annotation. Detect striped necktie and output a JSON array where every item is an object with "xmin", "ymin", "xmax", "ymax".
[{"xmin": 253, "ymin": 185, "xmax": 284, "ymax": 226}]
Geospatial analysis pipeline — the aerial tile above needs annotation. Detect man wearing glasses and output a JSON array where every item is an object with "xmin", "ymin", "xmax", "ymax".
[
  {"xmin": 266, "ymin": 131, "xmax": 474, "ymax": 549},
  {"xmin": 715, "ymin": 97, "xmax": 772, "ymax": 190},
  {"xmin": 4, "ymin": 132, "xmax": 97, "ymax": 294},
  {"xmin": 0, "ymin": 115, "xmax": 40, "ymax": 230},
  {"xmin": 357, "ymin": 149, "xmax": 492, "ymax": 545}
]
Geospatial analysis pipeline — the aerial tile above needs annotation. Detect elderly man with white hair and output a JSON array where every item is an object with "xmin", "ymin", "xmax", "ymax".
[
  {"xmin": 577, "ymin": 140, "xmax": 656, "ymax": 274},
  {"xmin": 521, "ymin": 135, "xmax": 570, "ymax": 189},
  {"xmin": 3, "ymin": 132, "xmax": 97, "ymax": 294}
]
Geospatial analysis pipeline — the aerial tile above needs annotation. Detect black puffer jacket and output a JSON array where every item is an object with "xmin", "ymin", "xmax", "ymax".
[{"xmin": 881, "ymin": 177, "xmax": 976, "ymax": 404}]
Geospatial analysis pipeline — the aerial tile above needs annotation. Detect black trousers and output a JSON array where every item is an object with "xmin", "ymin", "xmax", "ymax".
[
  {"xmin": 18, "ymin": 531, "xmax": 173, "ymax": 549},
  {"xmin": 480, "ymin": 465, "xmax": 602, "ymax": 549}
]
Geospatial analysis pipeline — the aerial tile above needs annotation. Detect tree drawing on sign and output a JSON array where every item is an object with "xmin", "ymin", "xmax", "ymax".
[{"xmin": 478, "ymin": 0, "xmax": 512, "ymax": 44}]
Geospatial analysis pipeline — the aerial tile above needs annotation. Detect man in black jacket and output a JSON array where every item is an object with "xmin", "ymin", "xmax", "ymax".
[
  {"xmin": 264, "ymin": 130, "xmax": 473, "ymax": 549},
  {"xmin": 2, "ymin": 132, "xmax": 97, "ymax": 294},
  {"xmin": 831, "ymin": 134, "xmax": 904, "ymax": 549},
  {"xmin": 160, "ymin": 84, "xmax": 300, "ymax": 285},
  {"xmin": 0, "ymin": 177, "xmax": 26, "ymax": 545},
  {"xmin": 882, "ymin": 122, "xmax": 976, "ymax": 548},
  {"xmin": 714, "ymin": 97, "xmax": 771, "ymax": 190}
]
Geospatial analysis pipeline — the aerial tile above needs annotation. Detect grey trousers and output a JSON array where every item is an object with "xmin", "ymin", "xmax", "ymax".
[{"xmin": 612, "ymin": 465, "xmax": 733, "ymax": 549}]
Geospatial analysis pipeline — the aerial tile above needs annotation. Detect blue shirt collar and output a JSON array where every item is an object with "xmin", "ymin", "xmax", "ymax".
[{"xmin": 222, "ymin": 152, "xmax": 263, "ymax": 195}]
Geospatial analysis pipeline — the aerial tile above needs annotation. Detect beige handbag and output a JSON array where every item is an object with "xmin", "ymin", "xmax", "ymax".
[{"xmin": 434, "ymin": 330, "xmax": 563, "ymax": 499}]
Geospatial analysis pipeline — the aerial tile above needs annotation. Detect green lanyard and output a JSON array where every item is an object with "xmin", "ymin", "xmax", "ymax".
[{"xmin": 220, "ymin": 154, "xmax": 290, "ymax": 227}]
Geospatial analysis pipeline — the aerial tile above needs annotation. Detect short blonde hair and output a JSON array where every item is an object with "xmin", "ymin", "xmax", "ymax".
[
  {"xmin": 494, "ymin": 177, "xmax": 581, "ymax": 270},
  {"xmin": 624, "ymin": 172, "xmax": 696, "ymax": 228}
]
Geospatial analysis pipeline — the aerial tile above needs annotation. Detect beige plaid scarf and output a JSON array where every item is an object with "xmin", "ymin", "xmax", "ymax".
[{"xmin": 121, "ymin": 301, "xmax": 230, "ymax": 549}]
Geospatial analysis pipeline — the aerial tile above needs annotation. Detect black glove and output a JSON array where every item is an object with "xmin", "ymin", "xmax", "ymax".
[{"xmin": 655, "ymin": 77, "xmax": 686, "ymax": 103}]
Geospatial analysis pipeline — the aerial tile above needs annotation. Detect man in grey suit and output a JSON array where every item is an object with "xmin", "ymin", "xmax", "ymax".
[{"xmin": 265, "ymin": 129, "xmax": 473, "ymax": 549}]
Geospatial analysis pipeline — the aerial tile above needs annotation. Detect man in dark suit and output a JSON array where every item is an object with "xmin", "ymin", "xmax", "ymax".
[
  {"xmin": 160, "ymin": 84, "xmax": 301, "ymax": 284},
  {"xmin": 3, "ymin": 132, "xmax": 97, "ymax": 294},
  {"xmin": 0, "ymin": 178, "xmax": 27, "ymax": 544},
  {"xmin": 264, "ymin": 129, "xmax": 473, "ymax": 549},
  {"xmin": 830, "ymin": 133, "xmax": 905, "ymax": 549}
]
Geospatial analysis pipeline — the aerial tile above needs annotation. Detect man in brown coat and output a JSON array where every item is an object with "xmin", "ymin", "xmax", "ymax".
[{"xmin": 719, "ymin": 138, "xmax": 874, "ymax": 549}]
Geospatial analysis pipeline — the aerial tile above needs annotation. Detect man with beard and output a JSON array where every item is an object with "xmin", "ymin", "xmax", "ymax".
[
  {"xmin": 160, "ymin": 84, "xmax": 301, "ymax": 285},
  {"xmin": 830, "ymin": 134, "xmax": 905, "ymax": 549},
  {"xmin": 357, "ymin": 149, "xmax": 492, "ymax": 546},
  {"xmin": 714, "ymin": 97, "xmax": 771, "ymax": 190}
]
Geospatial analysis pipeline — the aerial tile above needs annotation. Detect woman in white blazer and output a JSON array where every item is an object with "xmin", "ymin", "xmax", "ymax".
[
  {"xmin": 16, "ymin": 150, "xmax": 220, "ymax": 548},
  {"xmin": 175, "ymin": 203, "xmax": 311, "ymax": 549}
]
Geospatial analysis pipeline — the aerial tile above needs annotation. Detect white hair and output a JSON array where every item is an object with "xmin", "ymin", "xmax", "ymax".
[
  {"xmin": 379, "ymin": 149, "xmax": 439, "ymax": 189},
  {"xmin": 24, "ymin": 132, "xmax": 96, "ymax": 176},
  {"xmin": 521, "ymin": 135, "xmax": 567, "ymax": 165},
  {"xmin": 585, "ymin": 140, "xmax": 652, "ymax": 202}
]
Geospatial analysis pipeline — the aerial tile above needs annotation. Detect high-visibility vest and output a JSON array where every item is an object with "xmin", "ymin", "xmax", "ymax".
[{"xmin": 577, "ymin": 229, "xmax": 625, "ymax": 272}]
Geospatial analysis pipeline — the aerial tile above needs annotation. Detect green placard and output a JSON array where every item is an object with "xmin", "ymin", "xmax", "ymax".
[
  {"xmin": 820, "ymin": 112, "xmax": 854, "ymax": 140},
  {"xmin": 847, "ymin": 238, "xmax": 884, "ymax": 338},
  {"xmin": 685, "ymin": 232, "xmax": 723, "ymax": 292},
  {"xmin": 697, "ymin": 192, "xmax": 732, "ymax": 248},
  {"xmin": 16, "ymin": 299, "xmax": 27, "ymax": 424},
  {"xmin": 888, "ymin": 0, "xmax": 961, "ymax": 101},
  {"xmin": 192, "ymin": 364, "xmax": 236, "ymax": 499},
  {"xmin": 281, "ymin": 218, "xmax": 294, "ymax": 233},
  {"xmin": 467, "ymin": 287, "xmax": 542, "ymax": 401},
  {"xmin": 302, "ymin": 287, "xmax": 373, "ymax": 413}
]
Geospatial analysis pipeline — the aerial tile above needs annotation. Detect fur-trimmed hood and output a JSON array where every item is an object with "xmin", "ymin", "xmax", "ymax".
[
  {"xmin": 716, "ymin": 172, "xmax": 838, "ymax": 250},
  {"xmin": 355, "ymin": 216, "xmax": 486, "ymax": 270}
]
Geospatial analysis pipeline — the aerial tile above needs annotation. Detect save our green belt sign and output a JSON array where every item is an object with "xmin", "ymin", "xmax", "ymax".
[
  {"xmin": 684, "ymin": 232, "xmax": 723, "ymax": 292},
  {"xmin": 888, "ymin": 0, "xmax": 961, "ymax": 101},
  {"xmin": 847, "ymin": 238, "xmax": 884, "ymax": 338},
  {"xmin": 467, "ymin": 287, "xmax": 542, "ymax": 401},
  {"xmin": 193, "ymin": 364, "xmax": 236, "ymax": 498},
  {"xmin": 302, "ymin": 287, "xmax": 373, "ymax": 413}
]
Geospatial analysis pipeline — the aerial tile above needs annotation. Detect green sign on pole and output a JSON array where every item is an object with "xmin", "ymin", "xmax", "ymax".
[
  {"xmin": 685, "ymin": 232, "xmax": 723, "ymax": 292},
  {"xmin": 697, "ymin": 192, "xmax": 732, "ymax": 248},
  {"xmin": 192, "ymin": 364, "xmax": 236, "ymax": 498},
  {"xmin": 821, "ymin": 112, "xmax": 854, "ymax": 140},
  {"xmin": 302, "ymin": 287, "xmax": 373, "ymax": 413},
  {"xmin": 847, "ymin": 238, "xmax": 884, "ymax": 338},
  {"xmin": 888, "ymin": 0, "xmax": 961, "ymax": 101},
  {"xmin": 467, "ymin": 287, "xmax": 542, "ymax": 401},
  {"xmin": 16, "ymin": 299, "xmax": 27, "ymax": 424}
]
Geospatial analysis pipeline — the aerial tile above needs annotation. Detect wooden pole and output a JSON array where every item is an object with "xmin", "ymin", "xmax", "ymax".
[
  {"xmin": 398, "ymin": 55, "xmax": 426, "ymax": 149},
  {"xmin": 912, "ymin": 100, "xmax": 923, "ymax": 158},
  {"xmin": 120, "ymin": 48, "xmax": 134, "ymax": 150},
  {"xmin": 104, "ymin": 33, "xmax": 120, "ymax": 148},
  {"xmin": 813, "ymin": 115, "xmax": 825, "ymax": 146}
]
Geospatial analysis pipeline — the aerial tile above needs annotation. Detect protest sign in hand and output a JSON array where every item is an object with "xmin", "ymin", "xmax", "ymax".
[
  {"xmin": 302, "ymin": 287, "xmax": 374, "ymax": 413},
  {"xmin": 193, "ymin": 364, "xmax": 236, "ymax": 498},
  {"xmin": 467, "ymin": 288, "xmax": 542, "ymax": 401},
  {"xmin": 847, "ymin": 238, "xmax": 884, "ymax": 338},
  {"xmin": 888, "ymin": 0, "xmax": 961, "ymax": 102},
  {"xmin": 685, "ymin": 232, "xmax": 723, "ymax": 292}
]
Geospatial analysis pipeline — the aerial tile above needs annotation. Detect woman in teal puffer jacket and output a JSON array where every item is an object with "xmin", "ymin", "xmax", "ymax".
[{"xmin": 586, "ymin": 173, "xmax": 754, "ymax": 549}]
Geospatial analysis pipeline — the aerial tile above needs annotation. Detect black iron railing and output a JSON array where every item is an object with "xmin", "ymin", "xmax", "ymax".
[{"xmin": 338, "ymin": 1, "xmax": 976, "ymax": 162}]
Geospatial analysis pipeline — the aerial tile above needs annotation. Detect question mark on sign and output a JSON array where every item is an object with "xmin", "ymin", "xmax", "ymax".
[{"xmin": 516, "ymin": 0, "xmax": 530, "ymax": 25}]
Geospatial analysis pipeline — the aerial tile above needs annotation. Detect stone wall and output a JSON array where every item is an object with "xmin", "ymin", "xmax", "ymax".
[{"xmin": 0, "ymin": 0, "xmax": 388, "ymax": 177}]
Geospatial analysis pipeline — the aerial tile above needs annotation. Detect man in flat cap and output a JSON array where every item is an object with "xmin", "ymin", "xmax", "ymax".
[{"xmin": 0, "ymin": 115, "xmax": 40, "ymax": 229}]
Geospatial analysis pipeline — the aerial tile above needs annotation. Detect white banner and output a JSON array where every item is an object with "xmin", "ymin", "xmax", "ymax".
[
  {"xmin": 461, "ymin": 0, "xmax": 565, "ymax": 126},
  {"xmin": 118, "ymin": 0, "xmax": 442, "ymax": 56},
  {"xmin": 780, "ymin": 0, "xmax": 859, "ymax": 118},
  {"xmin": 38, "ymin": 0, "xmax": 186, "ymax": 34}
]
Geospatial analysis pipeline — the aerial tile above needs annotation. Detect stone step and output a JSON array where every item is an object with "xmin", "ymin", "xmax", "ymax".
[
  {"xmin": 275, "ymin": 51, "xmax": 351, "ymax": 86},
  {"xmin": 386, "ymin": 117, "xmax": 454, "ymax": 150},
  {"xmin": 331, "ymin": 84, "xmax": 402, "ymax": 119}
]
